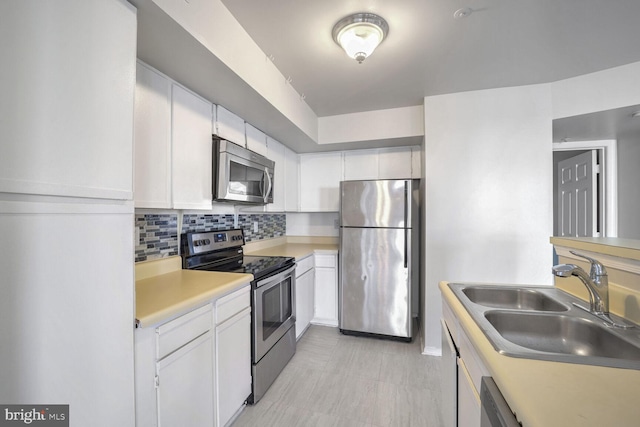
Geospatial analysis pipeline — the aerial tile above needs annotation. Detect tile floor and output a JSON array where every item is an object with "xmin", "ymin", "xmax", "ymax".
[{"xmin": 232, "ymin": 325, "xmax": 443, "ymax": 427}]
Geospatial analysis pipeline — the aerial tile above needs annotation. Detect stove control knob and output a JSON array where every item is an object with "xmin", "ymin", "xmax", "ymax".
[
  {"xmin": 194, "ymin": 240, "xmax": 200, "ymax": 247},
  {"xmin": 204, "ymin": 239, "xmax": 211, "ymax": 245}
]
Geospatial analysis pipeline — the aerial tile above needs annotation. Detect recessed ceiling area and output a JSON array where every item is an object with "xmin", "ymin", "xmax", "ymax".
[
  {"xmin": 553, "ymin": 105, "xmax": 640, "ymax": 143},
  {"xmin": 221, "ymin": 0, "xmax": 640, "ymax": 117}
]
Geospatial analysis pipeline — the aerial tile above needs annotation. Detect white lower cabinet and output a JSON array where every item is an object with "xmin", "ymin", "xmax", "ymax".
[
  {"xmin": 295, "ymin": 255, "xmax": 315, "ymax": 339},
  {"xmin": 215, "ymin": 287, "xmax": 252, "ymax": 427},
  {"xmin": 157, "ymin": 332, "xmax": 214, "ymax": 427},
  {"xmin": 135, "ymin": 284, "xmax": 251, "ymax": 427},
  {"xmin": 442, "ymin": 300, "xmax": 489, "ymax": 427},
  {"xmin": 312, "ymin": 253, "xmax": 339, "ymax": 327}
]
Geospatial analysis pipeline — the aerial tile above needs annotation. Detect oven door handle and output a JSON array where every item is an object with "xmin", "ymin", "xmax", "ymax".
[{"xmin": 255, "ymin": 264, "xmax": 295, "ymax": 289}]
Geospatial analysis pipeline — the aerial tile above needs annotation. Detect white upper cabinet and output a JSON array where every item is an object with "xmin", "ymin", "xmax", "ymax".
[
  {"xmin": 284, "ymin": 146, "xmax": 299, "ymax": 212},
  {"xmin": 341, "ymin": 146, "xmax": 421, "ymax": 183},
  {"xmin": 378, "ymin": 147, "xmax": 415, "ymax": 179},
  {"xmin": 0, "ymin": 0, "xmax": 136, "ymax": 200},
  {"xmin": 171, "ymin": 84, "xmax": 213, "ymax": 210},
  {"xmin": 215, "ymin": 105, "xmax": 246, "ymax": 147},
  {"xmin": 299, "ymin": 152, "xmax": 343, "ymax": 212},
  {"xmin": 266, "ymin": 137, "xmax": 286, "ymax": 212},
  {"xmin": 246, "ymin": 124, "xmax": 268, "ymax": 157},
  {"xmin": 134, "ymin": 62, "xmax": 172, "ymax": 208},
  {"xmin": 343, "ymin": 149, "xmax": 379, "ymax": 181}
]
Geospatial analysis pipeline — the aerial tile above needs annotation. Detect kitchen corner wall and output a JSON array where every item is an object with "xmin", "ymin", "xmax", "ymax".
[{"xmin": 134, "ymin": 212, "xmax": 286, "ymax": 262}]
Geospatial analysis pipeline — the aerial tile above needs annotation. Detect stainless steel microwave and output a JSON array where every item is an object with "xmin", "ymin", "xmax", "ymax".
[{"xmin": 212, "ymin": 137, "xmax": 274, "ymax": 204}]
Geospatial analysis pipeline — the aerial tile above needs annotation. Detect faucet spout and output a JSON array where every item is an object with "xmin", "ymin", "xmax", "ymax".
[{"xmin": 552, "ymin": 251, "xmax": 609, "ymax": 315}]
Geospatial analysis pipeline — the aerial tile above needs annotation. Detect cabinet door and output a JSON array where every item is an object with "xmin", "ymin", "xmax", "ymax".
[
  {"xmin": 312, "ymin": 254, "xmax": 338, "ymax": 326},
  {"xmin": 216, "ymin": 309, "xmax": 252, "ymax": 427},
  {"xmin": 295, "ymin": 269, "xmax": 315, "ymax": 339},
  {"xmin": 246, "ymin": 124, "xmax": 268, "ymax": 157},
  {"xmin": 299, "ymin": 152, "xmax": 343, "ymax": 212},
  {"xmin": 457, "ymin": 358, "xmax": 481, "ymax": 427},
  {"xmin": 378, "ymin": 147, "xmax": 414, "ymax": 179},
  {"xmin": 134, "ymin": 62, "xmax": 172, "ymax": 208},
  {"xmin": 171, "ymin": 84, "xmax": 213, "ymax": 210},
  {"xmin": 343, "ymin": 149, "xmax": 379, "ymax": 181},
  {"xmin": 157, "ymin": 332, "xmax": 214, "ymax": 427},
  {"xmin": 284, "ymin": 146, "xmax": 299, "ymax": 212},
  {"xmin": 266, "ymin": 137, "xmax": 286, "ymax": 212},
  {"xmin": 0, "ymin": 0, "xmax": 136, "ymax": 200},
  {"xmin": 216, "ymin": 105, "xmax": 246, "ymax": 147}
]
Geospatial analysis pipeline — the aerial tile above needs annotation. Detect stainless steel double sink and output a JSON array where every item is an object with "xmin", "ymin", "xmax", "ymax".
[{"xmin": 449, "ymin": 283, "xmax": 640, "ymax": 369}]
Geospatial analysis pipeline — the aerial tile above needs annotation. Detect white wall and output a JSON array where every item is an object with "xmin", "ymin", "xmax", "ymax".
[
  {"xmin": 618, "ymin": 134, "xmax": 640, "ymax": 238},
  {"xmin": 318, "ymin": 106, "xmax": 424, "ymax": 145},
  {"xmin": 150, "ymin": 0, "xmax": 318, "ymax": 142},
  {"xmin": 422, "ymin": 84, "xmax": 554, "ymax": 354},
  {"xmin": 286, "ymin": 212, "xmax": 339, "ymax": 237},
  {"xmin": 551, "ymin": 62, "xmax": 640, "ymax": 119}
]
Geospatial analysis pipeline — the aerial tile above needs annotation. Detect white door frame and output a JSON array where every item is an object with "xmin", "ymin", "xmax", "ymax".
[{"xmin": 552, "ymin": 139, "xmax": 618, "ymax": 237}]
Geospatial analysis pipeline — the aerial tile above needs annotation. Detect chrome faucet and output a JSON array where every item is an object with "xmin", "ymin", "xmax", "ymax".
[{"xmin": 552, "ymin": 251, "xmax": 609, "ymax": 315}]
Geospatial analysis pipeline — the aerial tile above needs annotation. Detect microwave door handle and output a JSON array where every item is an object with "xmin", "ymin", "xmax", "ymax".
[{"xmin": 264, "ymin": 167, "xmax": 272, "ymax": 203}]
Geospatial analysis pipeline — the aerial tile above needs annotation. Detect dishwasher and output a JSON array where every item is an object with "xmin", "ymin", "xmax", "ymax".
[{"xmin": 480, "ymin": 377, "xmax": 520, "ymax": 427}]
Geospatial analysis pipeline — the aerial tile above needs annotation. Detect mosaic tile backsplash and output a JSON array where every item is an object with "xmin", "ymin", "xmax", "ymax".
[
  {"xmin": 135, "ymin": 213, "xmax": 179, "ymax": 262},
  {"xmin": 135, "ymin": 212, "xmax": 286, "ymax": 262}
]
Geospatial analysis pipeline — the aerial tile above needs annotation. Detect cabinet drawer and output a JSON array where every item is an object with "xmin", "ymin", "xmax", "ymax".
[
  {"xmin": 157, "ymin": 304, "xmax": 212, "ymax": 360},
  {"xmin": 216, "ymin": 285, "xmax": 250, "ymax": 325},
  {"xmin": 296, "ymin": 255, "xmax": 314, "ymax": 277},
  {"xmin": 314, "ymin": 254, "xmax": 336, "ymax": 268}
]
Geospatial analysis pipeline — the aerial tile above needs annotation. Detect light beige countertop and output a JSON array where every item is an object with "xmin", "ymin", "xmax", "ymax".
[
  {"xmin": 135, "ymin": 256, "xmax": 253, "ymax": 327},
  {"xmin": 440, "ymin": 281, "xmax": 640, "ymax": 427},
  {"xmin": 244, "ymin": 236, "xmax": 338, "ymax": 260},
  {"xmin": 551, "ymin": 236, "xmax": 640, "ymax": 261}
]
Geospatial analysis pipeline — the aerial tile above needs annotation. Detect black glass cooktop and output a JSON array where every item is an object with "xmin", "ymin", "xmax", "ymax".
[{"xmin": 191, "ymin": 254, "xmax": 294, "ymax": 281}]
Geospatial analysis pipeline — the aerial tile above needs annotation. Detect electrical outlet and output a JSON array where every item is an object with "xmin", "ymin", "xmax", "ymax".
[
  {"xmin": 253, "ymin": 221, "xmax": 259, "ymax": 233},
  {"xmin": 334, "ymin": 219, "xmax": 339, "ymax": 229}
]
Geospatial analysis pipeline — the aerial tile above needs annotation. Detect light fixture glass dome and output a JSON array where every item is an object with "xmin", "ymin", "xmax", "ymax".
[{"xmin": 333, "ymin": 13, "xmax": 389, "ymax": 64}]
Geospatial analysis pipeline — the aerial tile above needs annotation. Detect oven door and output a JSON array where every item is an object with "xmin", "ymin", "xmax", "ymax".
[
  {"xmin": 253, "ymin": 265, "xmax": 296, "ymax": 362},
  {"xmin": 216, "ymin": 151, "xmax": 273, "ymax": 204}
]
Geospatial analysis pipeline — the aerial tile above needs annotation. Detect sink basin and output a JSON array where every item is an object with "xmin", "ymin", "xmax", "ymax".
[
  {"xmin": 462, "ymin": 287, "xmax": 568, "ymax": 311},
  {"xmin": 448, "ymin": 283, "xmax": 640, "ymax": 369},
  {"xmin": 485, "ymin": 311, "xmax": 640, "ymax": 361}
]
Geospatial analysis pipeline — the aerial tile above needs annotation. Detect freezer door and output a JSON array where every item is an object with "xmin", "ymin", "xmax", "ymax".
[
  {"xmin": 340, "ymin": 180, "xmax": 411, "ymax": 228},
  {"xmin": 339, "ymin": 227, "xmax": 411, "ymax": 338}
]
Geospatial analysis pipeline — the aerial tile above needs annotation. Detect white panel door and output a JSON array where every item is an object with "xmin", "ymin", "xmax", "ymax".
[
  {"xmin": 557, "ymin": 151, "xmax": 598, "ymax": 237},
  {"xmin": 171, "ymin": 84, "xmax": 213, "ymax": 210},
  {"xmin": 134, "ymin": 62, "xmax": 172, "ymax": 208}
]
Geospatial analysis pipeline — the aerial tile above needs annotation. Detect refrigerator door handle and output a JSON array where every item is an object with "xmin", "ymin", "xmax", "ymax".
[
  {"xmin": 404, "ymin": 181, "xmax": 409, "ymax": 268},
  {"xmin": 404, "ymin": 181, "xmax": 409, "ymax": 227},
  {"xmin": 404, "ymin": 228, "xmax": 409, "ymax": 268}
]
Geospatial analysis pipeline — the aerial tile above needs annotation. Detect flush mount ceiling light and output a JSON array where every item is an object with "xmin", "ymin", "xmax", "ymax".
[{"xmin": 332, "ymin": 13, "xmax": 389, "ymax": 64}]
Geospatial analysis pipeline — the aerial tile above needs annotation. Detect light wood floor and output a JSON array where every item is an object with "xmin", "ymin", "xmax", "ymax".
[{"xmin": 232, "ymin": 325, "xmax": 443, "ymax": 427}]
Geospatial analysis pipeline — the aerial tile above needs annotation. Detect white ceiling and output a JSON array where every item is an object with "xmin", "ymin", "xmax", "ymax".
[{"xmin": 221, "ymin": 0, "xmax": 640, "ymax": 117}]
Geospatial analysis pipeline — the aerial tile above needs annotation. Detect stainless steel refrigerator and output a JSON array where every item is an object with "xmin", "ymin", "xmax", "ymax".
[{"xmin": 339, "ymin": 179, "xmax": 420, "ymax": 341}]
